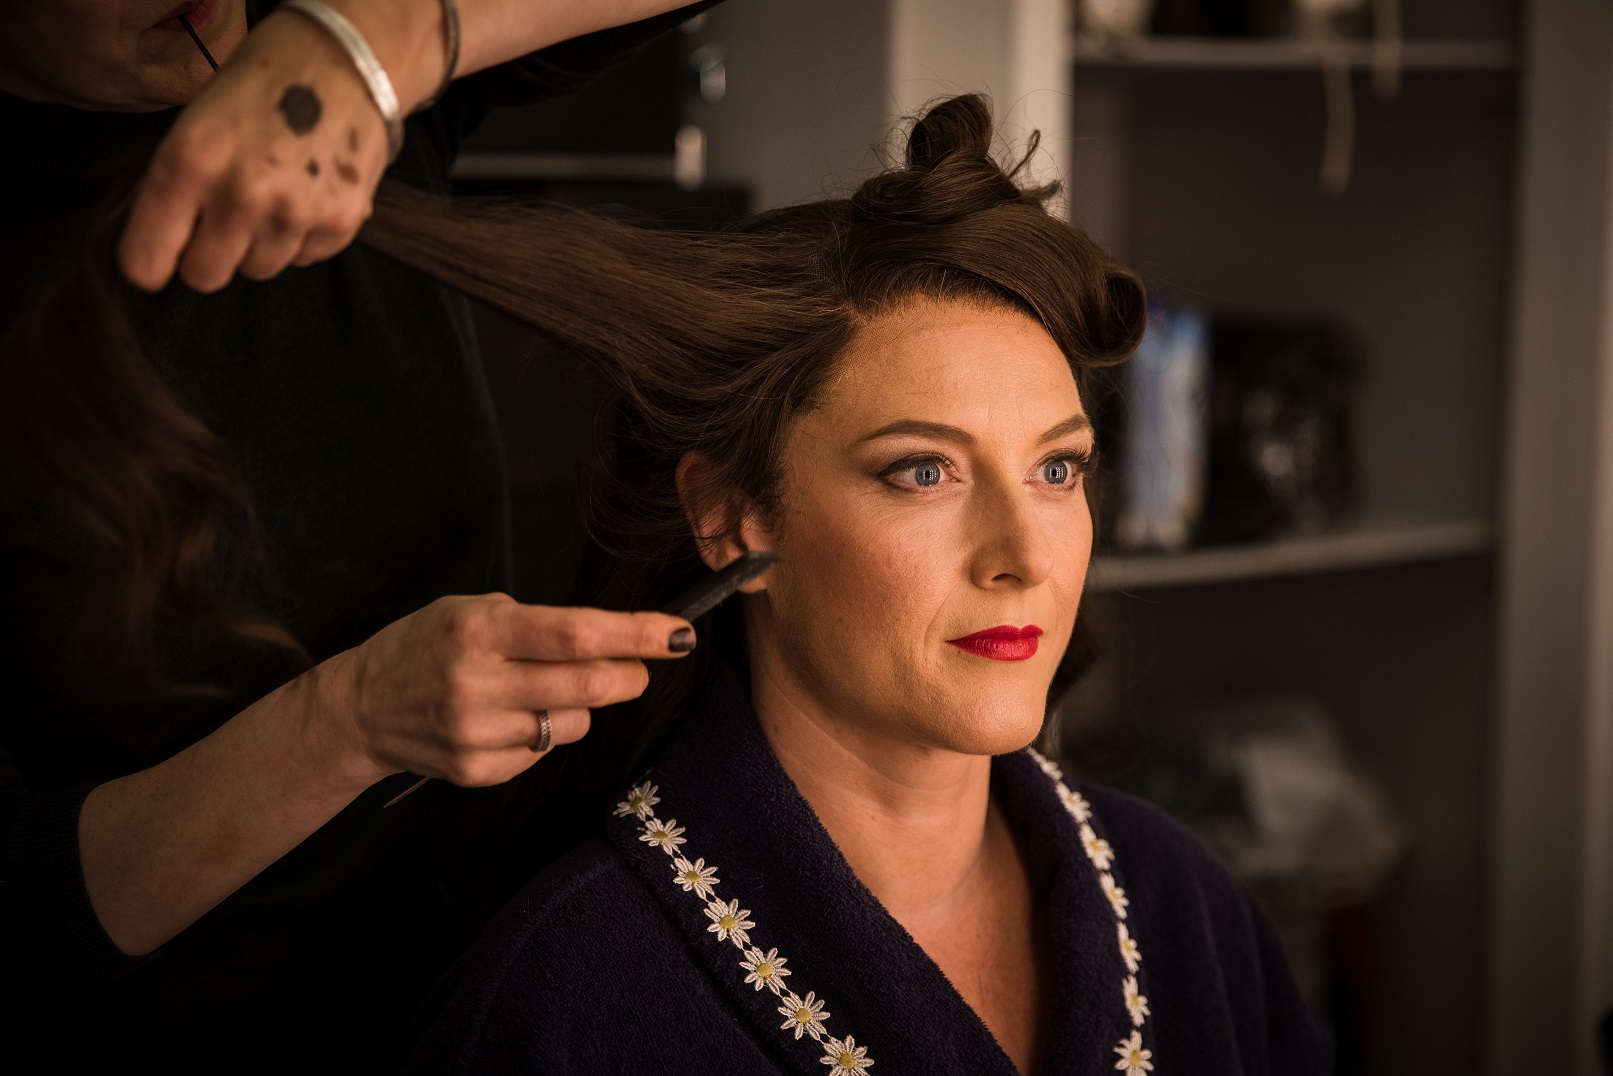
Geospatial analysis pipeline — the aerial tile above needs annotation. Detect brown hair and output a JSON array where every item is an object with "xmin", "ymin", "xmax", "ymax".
[
  {"xmin": 0, "ymin": 95, "xmax": 1143, "ymax": 724},
  {"xmin": 362, "ymin": 94, "xmax": 1145, "ymax": 797}
]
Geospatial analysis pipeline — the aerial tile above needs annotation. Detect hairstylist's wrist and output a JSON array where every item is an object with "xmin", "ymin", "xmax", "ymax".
[
  {"xmin": 318, "ymin": 0, "xmax": 456, "ymax": 115},
  {"xmin": 283, "ymin": 648, "xmax": 395, "ymax": 796}
]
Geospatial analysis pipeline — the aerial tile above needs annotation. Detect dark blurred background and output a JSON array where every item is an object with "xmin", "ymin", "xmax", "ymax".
[{"xmin": 451, "ymin": 2, "xmax": 1613, "ymax": 1073}]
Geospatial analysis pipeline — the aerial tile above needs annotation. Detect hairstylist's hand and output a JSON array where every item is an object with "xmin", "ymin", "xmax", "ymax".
[
  {"xmin": 316, "ymin": 594, "xmax": 696, "ymax": 790},
  {"xmin": 117, "ymin": 7, "xmax": 405, "ymax": 294}
]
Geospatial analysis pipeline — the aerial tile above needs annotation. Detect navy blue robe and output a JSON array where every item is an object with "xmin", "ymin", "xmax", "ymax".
[{"xmin": 410, "ymin": 668, "xmax": 1332, "ymax": 1074}]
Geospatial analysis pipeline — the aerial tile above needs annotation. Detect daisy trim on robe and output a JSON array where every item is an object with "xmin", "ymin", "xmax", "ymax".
[
  {"xmin": 741, "ymin": 947, "xmax": 792, "ymax": 994},
  {"xmin": 672, "ymin": 856, "xmax": 720, "ymax": 901},
  {"xmin": 1114, "ymin": 1029, "xmax": 1154, "ymax": 1074},
  {"xmin": 620, "ymin": 752, "xmax": 1142, "ymax": 1073},
  {"xmin": 616, "ymin": 788, "xmax": 871, "ymax": 1068},
  {"xmin": 613, "ymin": 781, "xmax": 661, "ymax": 821},
  {"xmin": 779, "ymin": 990, "xmax": 830, "ymax": 1041},
  {"xmin": 1029, "ymin": 749, "xmax": 1153, "ymax": 1072},
  {"xmin": 819, "ymin": 1034, "xmax": 874, "ymax": 1073}
]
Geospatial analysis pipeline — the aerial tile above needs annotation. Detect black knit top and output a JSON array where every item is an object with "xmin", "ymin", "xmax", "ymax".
[{"xmin": 0, "ymin": 4, "xmax": 706, "ymax": 1069}]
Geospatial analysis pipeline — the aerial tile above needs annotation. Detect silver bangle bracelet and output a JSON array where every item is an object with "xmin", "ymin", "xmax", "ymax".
[
  {"xmin": 280, "ymin": 0, "xmax": 405, "ymax": 162},
  {"xmin": 419, "ymin": 0, "xmax": 461, "ymax": 110}
]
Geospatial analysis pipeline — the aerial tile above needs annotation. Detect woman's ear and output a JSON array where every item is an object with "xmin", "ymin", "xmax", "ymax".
[{"xmin": 676, "ymin": 452, "xmax": 777, "ymax": 587}]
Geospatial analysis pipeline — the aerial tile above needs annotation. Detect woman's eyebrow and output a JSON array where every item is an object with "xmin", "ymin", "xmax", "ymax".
[
  {"xmin": 854, "ymin": 413, "xmax": 1092, "ymax": 447},
  {"xmin": 1038, "ymin": 414, "xmax": 1093, "ymax": 444},
  {"xmin": 854, "ymin": 419, "xmax": 974, "ymax": 446}
]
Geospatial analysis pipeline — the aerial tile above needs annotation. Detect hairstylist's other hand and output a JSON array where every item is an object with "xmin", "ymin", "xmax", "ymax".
[
  {"xmin": 313, "ymin": 595, "xmax": 696, "ymax": 790},
  {"xmin": 118, "ymin": 7, "xmax": 398, "ymax": 294}
]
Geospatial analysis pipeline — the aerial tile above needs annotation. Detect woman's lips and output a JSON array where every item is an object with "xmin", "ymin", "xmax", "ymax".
[
  {"xmin": 155, "ymin": 0, "xmax": 218, "ymax": 32},
  {"xmin": 946, "ymin": 625, "xmax": 1044, "ymax": 662}
]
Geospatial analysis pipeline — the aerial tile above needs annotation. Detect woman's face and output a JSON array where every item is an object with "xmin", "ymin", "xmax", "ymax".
[
  {"xmin": 0, "ymin": 1, "xmax": 245, "ymax": 110},
  {"xmin": 736, "ymin": 299, "xmax": 1094, "ymax": 757}
]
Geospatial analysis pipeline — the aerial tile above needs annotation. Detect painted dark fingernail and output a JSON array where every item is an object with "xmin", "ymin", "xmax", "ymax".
[{"xmin": 669, "ymin": 627, "xmax": 696, "ymax": 653}]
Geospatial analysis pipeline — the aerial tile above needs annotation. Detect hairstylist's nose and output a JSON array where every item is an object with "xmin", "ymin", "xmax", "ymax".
[{"xmin": 967, "ymin": 479, "xmax": 1055, "ymax": 590}]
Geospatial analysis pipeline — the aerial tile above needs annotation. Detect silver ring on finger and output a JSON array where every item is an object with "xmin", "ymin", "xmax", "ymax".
[{"xmin": 532, "ymin": 709, "xmax": 552, "ymax": 754}]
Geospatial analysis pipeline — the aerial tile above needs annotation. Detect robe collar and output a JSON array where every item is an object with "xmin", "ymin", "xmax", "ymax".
[{"xmin": 604, "ymin": 665, "xmax": 1148, "ymax": 1076}]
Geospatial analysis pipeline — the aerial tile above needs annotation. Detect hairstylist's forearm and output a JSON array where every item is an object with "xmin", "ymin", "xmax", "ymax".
[
  {"xmin": 78, "ymin": 664, "xmax": 373, "ymax": 957},
  {"xmin": 78, "ymin": 594, "xmax": 693, "ymax": 956},
  {"xmin": 327, "ymin": 0, "xmax": 705, "ymax": 115}
]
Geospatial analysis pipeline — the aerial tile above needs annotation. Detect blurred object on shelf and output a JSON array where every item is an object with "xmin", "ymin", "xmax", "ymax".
[
  {"xmin": 1195, "ymin": 697, "xmax": 1402, "ymax": 904},
  {"xmin": 1199, "ymin": 318, "xmax": 1361, "ymax": 545},
  {"xmin": 1115, "ymin": 297, "xmax": 1209, "ymax": 552},
  {"xmin": 1078, "ymin": 0, "xmax": 1158, "ymax": 39}
]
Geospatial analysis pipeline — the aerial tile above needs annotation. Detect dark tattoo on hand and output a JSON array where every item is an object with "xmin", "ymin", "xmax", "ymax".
[
  {"xmin": 306, "ymin": 159, "xmax": 320, "ymax": 177},
  {"xmin": 335, "ymin": 159, "xmax": 359, "ymax": 184},
  {"xmin": 278, "ymin": 85, "xmax": 322, "ymax": 135}
]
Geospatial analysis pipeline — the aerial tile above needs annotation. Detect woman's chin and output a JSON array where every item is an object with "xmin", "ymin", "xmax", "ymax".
[{"xmin": 925, "ymin": 699, "xmax": 1049, "ymax": 757}]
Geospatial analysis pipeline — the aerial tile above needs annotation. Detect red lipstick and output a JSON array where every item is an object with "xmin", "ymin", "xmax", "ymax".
[{"xmin": 946, "ymin": 625, "xmax": 1043, "ymax": 662}]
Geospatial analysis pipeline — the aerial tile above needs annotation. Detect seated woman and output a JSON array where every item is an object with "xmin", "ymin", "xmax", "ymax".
[{"xmin": 374, "ymin": 95, "xmax": 1331, "ymax": 1075}]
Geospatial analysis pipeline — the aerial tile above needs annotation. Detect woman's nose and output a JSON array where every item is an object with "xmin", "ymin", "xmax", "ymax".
[{"xmin": 966, "ymin": 478, "xmax": 1055, "ymax": 590}]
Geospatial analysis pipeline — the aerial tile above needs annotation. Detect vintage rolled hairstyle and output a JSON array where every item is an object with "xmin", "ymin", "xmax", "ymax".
[{"xmin": 0, "ymin": 96, "xmax": 1143, "ymax": 788}]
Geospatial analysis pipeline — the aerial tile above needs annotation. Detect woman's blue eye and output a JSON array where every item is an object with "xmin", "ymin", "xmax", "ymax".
[
  {"xmin": 913, "ymin": 462, "xmax": 943, "ymax": 486},
  {"xmin": 1043, "ymin": 459, "xmax": 1071, "ymax": 484}
]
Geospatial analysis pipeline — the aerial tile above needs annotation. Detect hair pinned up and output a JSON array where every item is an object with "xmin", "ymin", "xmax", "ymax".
[{"xmin": 855, "ymin": 94, "xmax": 1049, "ymax": 226}]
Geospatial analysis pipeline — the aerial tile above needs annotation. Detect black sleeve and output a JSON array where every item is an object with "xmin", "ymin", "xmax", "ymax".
[{"xmin": 0, "ymin": 778, "xmax": 140, "ymax": 991}]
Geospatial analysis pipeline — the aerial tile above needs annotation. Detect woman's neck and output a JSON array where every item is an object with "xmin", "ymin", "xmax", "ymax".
[
  {"xmin": 748, "ymin": 654, "xmax": 1052, "ymax": 1074},
  {"xmin": 748, "ymin": 657, "xmax": 997, "ymax": 923}
]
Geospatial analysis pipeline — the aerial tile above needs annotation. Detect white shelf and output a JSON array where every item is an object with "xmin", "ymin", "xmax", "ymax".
[
  {"xmin": 1086, "ymin": 518, "xmax": 1492, "ymax": 591},
  {"xmin": 1071, "ymin": 36, "xmax": 1516, "ymax": 73}
]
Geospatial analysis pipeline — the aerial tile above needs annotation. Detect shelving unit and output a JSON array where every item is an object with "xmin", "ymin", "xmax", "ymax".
[{"xmin": 1059, "ymin": 11, "xmax": 1523, "ymax": 1069}]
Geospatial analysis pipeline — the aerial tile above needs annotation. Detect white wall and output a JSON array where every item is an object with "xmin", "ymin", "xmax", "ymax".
[
  {"xmin": 695, "ymin": 0, "xmax": 1072, "ymax": 213},
  {"xmin": 1491, "ymin": 1, "xmax": 1613, "ymax": 1072}
]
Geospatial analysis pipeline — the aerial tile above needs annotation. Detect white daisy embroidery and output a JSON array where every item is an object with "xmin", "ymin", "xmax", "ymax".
[
  {"xmin": 620, "ymin": 780, "xmax": 869, "ymax": 1068},
  {"xmin": 670, "ymin": 856, "xmax": 719, "ymax": 900},
  {"xmin": 1058, "ymin": 783, "xmax": 1094, "ymax": 823},
  {"xmin": 639, "ymin": 817, "xmax": 686, "ymax": 855},
  {"xmin": 1100, "ymin": 872, "xmax": 1130, "ymax": 920},
  {"xmin": 613, "ymin": 781, "xmax": 660, "ymax": 820},
  {"xmin": 1123, "ymin": 975, "xmax": 1151, "ymax": 1027},
  {"xmin": 1113, "ymin": 1029, "xmax": 1154, "ymax": 1073},
  {"xmin": 820, "ymin": 1034, "xmax": 874, "ymax": 1073},
  {"xmin": 741, "ymin": 947, "xmax": 792, "ymax": 994},
  {"xmin": 1080, "ymin": 822, "xmax": 1115, "ymax": 871},
  {"xmin": 703, "ymin": 898, "xmax": 756, "ymax": 948},
  {"xmin": 1028, "ymin": 755, "xmax": 1153, "ymax": 1067},
  {"xmin": 1030, "ymin": 749, "xmax": 1064, "ymax": 780},
  {"xmin": 1117, "ymin": 922, "xmax": 1141, "ymax": 974},
  {"xmin": 778, "ymin": 990, "xmax": 831, "ymax": 1040}
]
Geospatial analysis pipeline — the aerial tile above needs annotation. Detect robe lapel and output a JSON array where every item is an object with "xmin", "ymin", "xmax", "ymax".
[{"xmin": 606, "ymin": 666, "xmax": 1141, "ymax": 1076}]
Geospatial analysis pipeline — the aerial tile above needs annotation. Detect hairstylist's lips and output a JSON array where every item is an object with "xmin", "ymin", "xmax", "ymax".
[
  {"xmin": 155, "ymin": 0, "xmax": 219, "ymax": 32},
  {"xmin": 946, "ymin": 625, "xmax": 1044, "ymax": 662}
]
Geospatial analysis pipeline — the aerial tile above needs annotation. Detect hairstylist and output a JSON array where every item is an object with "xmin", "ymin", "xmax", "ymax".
[{"xmin": 0, "ymin": 1, "xmax": 712, "ymax": 1069}]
